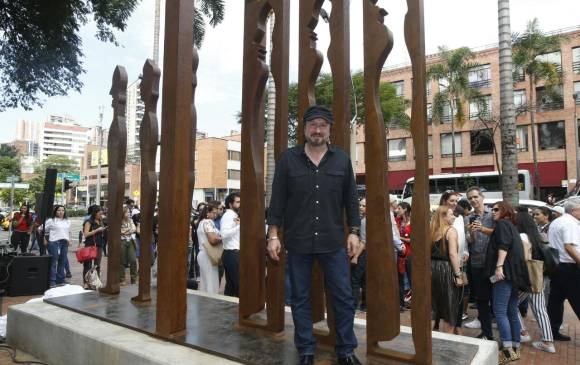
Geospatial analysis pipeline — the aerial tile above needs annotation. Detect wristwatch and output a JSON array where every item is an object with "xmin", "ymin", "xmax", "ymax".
[
  {"xmin": 453, "ymin": 272, "xmax": 461, "ymax": 278},
  {"xmin": 348, "ymin": 227, "xmax": 360, "ymax": 236}
]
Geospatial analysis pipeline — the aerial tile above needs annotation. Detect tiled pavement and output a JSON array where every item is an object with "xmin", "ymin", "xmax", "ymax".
[{"xmin": 1, "ymin": 249, "xmax": 578, "ymax": 364}]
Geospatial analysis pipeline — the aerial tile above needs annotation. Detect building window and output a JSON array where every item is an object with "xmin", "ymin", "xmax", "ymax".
[
  {"xmin": 227, "ymin": 150, "xmax": 241, "ymax": 161},
  {"xmin": 536, "ymin": 85, "xmax": 563, "ymax": 111},
  {"xmin": 469, "ymin": 95, "xmax": 492, "ymax": 120},
  {"xmin": 388, "ymin": 138, "xmax": 407, "ymax": 161},
  {"xmin": 536, "ymin": 51, "xmax": 562, "ymax": 72},
  {"xmin": 440, "ymin": 101, "xmax": 456, "ymax": 123},
  {"xmin": 574, "ymin": 81, "xmax": 580, "ymax": 104},
  {"xmin": 427, "ymin": 103, "xmax": 432, "ymax": 124},
  {"xmin": 468, "ymin": 64, "xmax": 491, "ymax": 88},
  {"xmin": 392, "ymin": 81, "xmax": 404, "ymax": 96},
  {"xmin": 227, "ymin": 169, "xmax": 241, "ymax": 180},
  {"xmin": 438, "ymin": 77, "xmax": 449, "ymax": 92},
  {"xmin": 426, "ymin": 81, "xmax": 431, "ymax": 96},
  {"xmin": 428, "ymin": 135, "xmax": 433, "ymax": 158},
  {"xmin": 514, "ymin": 89, "xmax": 527, "ymax": 113},
  {"xmin": 516, "ymin": 126, "xmax": 528, "ymax": 152},
  {"xmin": 470, "ymin": 129, "xmax": 494, "ymax": 155},
  {"xmin": 440, "ymin": 133, "xmax": 462, "ymax": 157},
  {"xmin": 513, "ymin": 65, "xmax": 525, "ymax": 82},
  {"xmin": 538, "ymin": 121, "xmax": 565, "ymax": 150},
  {"xmin": 573, "ymin": 47, "xmax": 580, "ymax": 74}
]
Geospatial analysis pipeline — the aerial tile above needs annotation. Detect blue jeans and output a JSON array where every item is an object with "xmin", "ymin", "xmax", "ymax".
[
  {"xmin": 492, "ymin": 279, "xmax": 521, "ymax": 348},
  {"xmin": 47, "ymin": 239, "xmax": 68, "ymax": 285},
  {"xmin": 287, "ymin": 248, "xmax": 357, "ymax": 356}
]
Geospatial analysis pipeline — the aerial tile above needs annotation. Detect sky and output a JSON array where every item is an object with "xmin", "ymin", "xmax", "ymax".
[{"xmin": 1, "ymin": 0, "xmax": 579, "ymax": 143}]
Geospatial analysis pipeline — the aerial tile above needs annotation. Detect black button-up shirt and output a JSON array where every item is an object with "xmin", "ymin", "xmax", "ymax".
[{"xmin": 267, "ymin": 144, "xmax": 360, "ymax": 254}]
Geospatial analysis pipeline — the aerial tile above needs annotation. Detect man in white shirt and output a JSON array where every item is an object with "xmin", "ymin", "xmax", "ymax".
[
  {"xmin": 547, "ymin": 197, "xmax": 580, "ymax": 341},
  {"xmin": 220, "ymin": 192, "xmax": 241, "ymax": 297}
]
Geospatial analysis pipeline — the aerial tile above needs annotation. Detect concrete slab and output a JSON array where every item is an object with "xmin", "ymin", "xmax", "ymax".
[{"xmin": 8, "ymin": 289, "xmax": 497, "ymax": 365}]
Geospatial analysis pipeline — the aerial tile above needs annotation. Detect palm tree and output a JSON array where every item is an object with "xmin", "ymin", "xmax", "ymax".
[
  {"xmin": 427, "ymin": 47, "xmax": 480, "ymax": 173},
  {"xmin": 497, "ymin": 0, "xmax": 519, "ymax": 205},
  {"xmin": 193, "ymin": 0, "xmax": 225, "ymax": 48},
  {"xmin": 512, "ymin": 18, "xmax": 563, "ymax": 200}
]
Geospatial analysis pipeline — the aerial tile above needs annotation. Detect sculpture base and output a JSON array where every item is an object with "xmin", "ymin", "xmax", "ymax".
[{"xmin": 7, "ymin": 288, "xmax": 496, "ymax": 364}]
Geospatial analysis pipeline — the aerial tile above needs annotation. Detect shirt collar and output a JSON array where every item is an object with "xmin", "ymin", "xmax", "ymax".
[{"xmin": 292, "ymin": 143, "xmax": 335, "ymax": 156}]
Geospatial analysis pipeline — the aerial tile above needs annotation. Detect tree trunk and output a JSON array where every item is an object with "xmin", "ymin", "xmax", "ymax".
[
  {"xmin": 265, "ymin": 14, "xmax": 276, "ymax": 206},
  {"xmin": 529, "ymin": 76, "xmax": 541, "ymax": 200},
  {"xmin": 497, "ymin": 0, "xmax": 519, "ymax": 205}
]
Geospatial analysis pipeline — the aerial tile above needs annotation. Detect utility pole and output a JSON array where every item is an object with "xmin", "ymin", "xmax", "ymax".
[
  {"xmin": 96, "ymin": 106, "xmax": 104, "ymax": 206},
  {"xmin": 7, "ymin": 175, "xmax": 18, "ymax": 213}
]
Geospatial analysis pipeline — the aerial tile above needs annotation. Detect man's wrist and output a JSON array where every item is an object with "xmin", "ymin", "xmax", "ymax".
[{"xmin": 348, "ymin": 227, "xmax": 360, "ymax": 236}]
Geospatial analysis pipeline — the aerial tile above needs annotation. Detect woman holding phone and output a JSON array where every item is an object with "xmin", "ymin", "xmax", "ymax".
[{"xmin": 81, "ymin": 205, "xmax": 106, "ymax": 287}]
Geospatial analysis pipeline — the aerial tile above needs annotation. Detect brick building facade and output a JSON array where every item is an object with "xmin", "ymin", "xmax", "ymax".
[{"xmin": 354, "ymin": 26, "xmax": 580, "ymax": 199}]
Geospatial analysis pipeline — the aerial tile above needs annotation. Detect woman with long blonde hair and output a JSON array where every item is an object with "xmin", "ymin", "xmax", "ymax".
[{"xmin": 430, "ymin": 206, "xmax": 463, "ymax": 333}]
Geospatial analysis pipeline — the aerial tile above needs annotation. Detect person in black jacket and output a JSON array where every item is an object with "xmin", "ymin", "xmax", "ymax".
[{"xmin": 486, "ymin": 201, "xmax": 530, "ymax": 364}]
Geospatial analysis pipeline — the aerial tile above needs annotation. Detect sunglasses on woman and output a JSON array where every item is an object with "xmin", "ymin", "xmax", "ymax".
[{"xmin": 492, "ymin": 208, "xmax": 500, "ymax": 212}]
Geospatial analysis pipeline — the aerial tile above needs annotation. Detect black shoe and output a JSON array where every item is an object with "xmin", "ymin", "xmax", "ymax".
[
  {"xmin": 476, "ymin": 333, "xmax": 493, "ymax": 341},
  {"xmin": 66, "ymin": 272, "xmax": 72, "ymax": 278},
  {"xmin": 553, "ymin": 332, "xmax": 571, "ymax": 341},
  {"xmin": 298, "ymin": 354, "xmax": 314, "ymax": 365},
  {"xmin": 337, "ymin": 354, "xmax": 362, "ymax": 365}
]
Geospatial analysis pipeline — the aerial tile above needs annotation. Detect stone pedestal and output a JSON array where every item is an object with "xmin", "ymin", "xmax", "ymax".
[{"xmin": 7, "ymin": 289, "xmax": 497, "ymax": 365}]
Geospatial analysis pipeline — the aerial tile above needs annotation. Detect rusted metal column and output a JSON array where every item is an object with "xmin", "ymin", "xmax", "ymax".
[
  {"xmin": 100, "ymin": 65, "xmax": 128, "ymax": 296},
  {"xmin": 132, "ymin": 59, "xmax": 160, "ymax": 303},
  {"xmin": 156, "ymin": 0, "xmax": 194, "ymax": 338}
]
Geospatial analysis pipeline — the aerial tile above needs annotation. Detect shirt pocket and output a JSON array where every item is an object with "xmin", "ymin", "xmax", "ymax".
[
  {"xmin": 324, "ymin": 169, "xmax": 344, "ymax": 193},
  {"xmin": 288, "ymin": 170, "xmax": 309, "ymax": 194}
]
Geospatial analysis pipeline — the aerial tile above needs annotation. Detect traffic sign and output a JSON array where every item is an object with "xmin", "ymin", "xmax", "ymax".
[
  {"xmin": 57, "ymin": 172, "xmax": 81, "ymax": 182},
  {"xmin": 0, "ymin": 183, "xmax": 29, "ymax": 189}
]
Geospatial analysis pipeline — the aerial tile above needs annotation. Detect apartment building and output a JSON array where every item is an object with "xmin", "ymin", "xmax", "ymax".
[
  {"xmin": 354, "ymin": 26, "xmax": 580, "ymax": 199},
  {"xmin": 192, "ymin": 133, "xmax": 242, "ymax": 204},
  {"xmin": 39, "ymin": 115, "xmax": 91, "ymax": 166}
]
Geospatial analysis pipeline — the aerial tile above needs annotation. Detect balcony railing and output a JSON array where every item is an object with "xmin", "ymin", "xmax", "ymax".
[
  {"xmin": 469, "ymin": 79, "xmax": 491, "ymax": 89},
  {"xmin": 537, "ymin": 100, "xmax": 564, "ymax": 111},
  {"xmin": 573, "ymin": 61, "xmax": 580, "ymax": 74},
  {"xmin": 513, "ymin": 72, "xmax": 525, "ymax": 83}
]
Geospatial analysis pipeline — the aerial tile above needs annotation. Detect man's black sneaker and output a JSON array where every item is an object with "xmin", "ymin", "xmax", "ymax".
[
  {"xmin": 298, "ymin": 354, "xmax": 313, "ymax": 365},
  {"xmin": 337, "ymin": 354, "xmax": 362, "ymax": 365},
  {"xmin": 553, "ymin": 332, "xmax": 571, "ymax": 341}
]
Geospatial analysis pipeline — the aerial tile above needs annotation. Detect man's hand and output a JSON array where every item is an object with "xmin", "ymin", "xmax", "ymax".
[
  {"xmin": 346, "ymin": 233, "xmax": 360, "ymax": 258},
  {"xmin": 267, "ymin": 238, "xmax": 281, "ymax": 261}
]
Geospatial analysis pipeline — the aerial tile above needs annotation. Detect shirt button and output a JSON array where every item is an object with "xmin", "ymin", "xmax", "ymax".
[
  {"xmin": 315, "ymin": 217, "xmax": 319, "ymax": 220},
  {"xmin": 316, "ymin": 200, "xmax": 319, "ymax": 204},
  {"xmin": 315, "ymin": 169, "xmax": 319, "ymax": 173},
  {"xmin": 315, "ymin": 232, "xmax": 318, "ymax": 236},
  {"xmin": 316, "ymin": 185, "xmax": 319, "ymax": 189}
]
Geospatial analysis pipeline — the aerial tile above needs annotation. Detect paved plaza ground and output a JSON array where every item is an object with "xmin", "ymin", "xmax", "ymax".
[{"xmin": 0, "ymin": 218, "xmax": 577, "ymax": 364}]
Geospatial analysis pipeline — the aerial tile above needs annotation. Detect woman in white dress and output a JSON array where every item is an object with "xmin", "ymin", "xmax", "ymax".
[{"xmin": 196, "ymin": 203, "xmax": 222, "ymax": 294}]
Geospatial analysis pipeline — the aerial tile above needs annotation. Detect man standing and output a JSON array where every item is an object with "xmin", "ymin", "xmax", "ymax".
[
  {"xmin": 221, "ymin": 192, "xmax": 241, "ymax": 297},
  {"xmin": 465, "ymin": 186, "xmax": 494, "ymax": 340},
  {"xmin": 547, "ymin": 197, "xmax": 580, "ymax": 341},
  {"xmin": 267, "ymin": 105, "xmax": 361, "ymax": 365}
]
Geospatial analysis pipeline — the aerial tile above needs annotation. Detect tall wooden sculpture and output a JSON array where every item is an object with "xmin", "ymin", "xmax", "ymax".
[
  {"xmin": 404, "ymin": 0, "xmax": 432, "ymax": 362},
  {"xmin": 239, "ymin": 0, "xmax": 289, "ymax": 333},
  {"xmin": 362, "ymin": 0, "xmax": 399, "ymax": 348},
  {"xmin": 100, "ymin": 65, "xmax": 128, "ymax": 295},
  {"xmin": 155, "ymin": 0, "xmax": 194, "ymax": 338},
  {"xmin": 132, "ymin": 59, "xmax": 160, "ymax": 303}
]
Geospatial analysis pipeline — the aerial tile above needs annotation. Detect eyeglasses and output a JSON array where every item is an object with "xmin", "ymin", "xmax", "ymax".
[{"xmin": 492, "ymin": 208, "xmax": 500, "ymax": 212}]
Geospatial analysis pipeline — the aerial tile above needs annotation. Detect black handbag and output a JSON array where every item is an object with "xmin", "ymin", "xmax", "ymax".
[{"xmin": 537, "ymin": 242, "xmax": 560, "ymax": 276}]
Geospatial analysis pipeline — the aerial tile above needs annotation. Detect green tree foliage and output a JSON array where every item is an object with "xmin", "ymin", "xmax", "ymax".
[
  {"xmin": 0, "ymin": 157, "xmax": 20, "ymax": 183},
  {"xmin": 512, "ymin": 18, "xmax": 564, "ymax": 199},
  {"xmin": 0, "ymin": 145, "xmax": 18, "ymax": 158},
  {"xmin": 427, "ymin": 46, "xmax": 481, "ymax": 173},
  {"xmin": 0, "ymin": 0, "xmax": 225, "ymax": 111},
  {"xmin": 287, "ymin": 72, "xmax": 410, "ymax": 144}
]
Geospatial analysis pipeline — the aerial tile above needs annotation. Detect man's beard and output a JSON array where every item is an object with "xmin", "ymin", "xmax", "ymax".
[{"xmin": 305, "ymin": 134, "xmax": 328, "ymax": 147}]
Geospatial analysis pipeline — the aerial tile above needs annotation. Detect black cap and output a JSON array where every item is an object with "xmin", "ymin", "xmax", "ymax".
[{"xmin": 303, "ymin": 105, "xmax": 334, "ymax": 124}]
